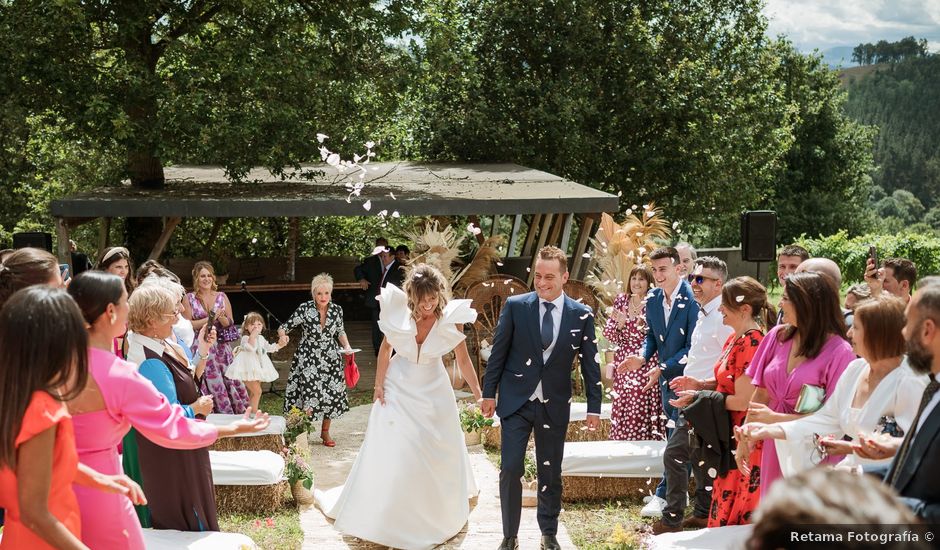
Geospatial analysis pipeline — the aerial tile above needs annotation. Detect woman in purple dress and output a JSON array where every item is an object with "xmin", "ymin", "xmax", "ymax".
[
  {"xmin": 603, "ymin": 265, "xmax": 666, "ymax": 440},
  {"xmin": 738, "ymin": 271, "xmax": 855, "ymax": 496},
  {"xmin": 181, "ymin": 260, "xmax": 249, "ymax": 414}
]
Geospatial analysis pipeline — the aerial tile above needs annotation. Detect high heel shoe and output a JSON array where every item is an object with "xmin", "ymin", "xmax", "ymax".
[{"xmin": 321, "ymin": 430, "xmax": 336, "ymax": 447}]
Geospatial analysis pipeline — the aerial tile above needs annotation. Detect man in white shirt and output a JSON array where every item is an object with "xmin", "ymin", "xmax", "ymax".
[{"xmin": 652, "ymin": 257, "xmax": 733, "ymax": 533}]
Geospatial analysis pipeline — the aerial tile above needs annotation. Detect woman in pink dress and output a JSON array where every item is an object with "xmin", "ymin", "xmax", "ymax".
[
  {"xmin": 66, "ymin": 271, "xmax": 271, "ymax": 549},
  {"xmin": 603, "ymin": 265, "xmax": 666, "ymax": 440},
  {"xmin": 738, "ymin": 271, "xmax": 855, "ymax": 496}
]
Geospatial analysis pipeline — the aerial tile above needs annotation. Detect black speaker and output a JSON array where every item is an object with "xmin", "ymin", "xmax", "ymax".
[
  {"xmin": 741, "ymin": 211, "xmax": 776, "ymax": 262},
  {"xmin": 12, "ymin": 232, "xmax": 53, "ymax": 252}
]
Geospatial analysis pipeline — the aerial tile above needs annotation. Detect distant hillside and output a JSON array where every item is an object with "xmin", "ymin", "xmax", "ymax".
[{"xmin": 842, "ymin": 55, "xmax": 940, "ymax": 207}]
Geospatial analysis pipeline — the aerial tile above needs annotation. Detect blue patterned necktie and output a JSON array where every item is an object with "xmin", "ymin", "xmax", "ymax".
[{"xmin": 541, "ymin": 302, "xmax": 556, "ymax": 351}]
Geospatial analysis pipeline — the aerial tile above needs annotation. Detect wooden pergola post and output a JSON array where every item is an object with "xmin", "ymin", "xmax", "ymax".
[
  {"xmin": 570, "ymin": 213, "xmax": 598, "ymax": 279},
  {"xmin": 55, "ymin": 218, "xmax": 70, "ymax": 263},
  {"xmin": 148, "ymin": 217, "xmax": 182, "ymax": 261},
  {"xmin": 507, "ymin": 214, "xmax": 523, "ymax": 256},
  {"xmin": 97, "ymin": 217, "xmax": 111, "ymax": 260},
  {"xmin": 286, "ymin": 217, "xmax": 300, "ymax": 282},
  {"xmin": 521, "ymin": 214, "xmax": 542, "ymax": 257}
]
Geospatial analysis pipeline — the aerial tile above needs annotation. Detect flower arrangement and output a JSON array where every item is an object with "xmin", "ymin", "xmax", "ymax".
[
  {"xmin": 282, "ymin": 445, "xmax": 315, "ymax": 491},
  {"xmin": 284, "ymin": 406, "xmax": 313, "ymax": 447},
  {"xmin": 458, "ymin": 401, "xmax": 494, "ymax": 434}
]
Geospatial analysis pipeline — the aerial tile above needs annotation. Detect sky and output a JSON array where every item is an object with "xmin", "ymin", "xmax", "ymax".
[{"xmin": 763, "ymin": 0, "xmax": 940, "ymax": 53}]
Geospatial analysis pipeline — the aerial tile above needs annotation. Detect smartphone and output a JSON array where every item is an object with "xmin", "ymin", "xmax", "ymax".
[
  {"xmin": 868, "ymin": 245, "xmax": 878, "ymax": 271},
  {"xmin": 204, "ymin": 309, "xmax": 217, "ymax": 341},
  {"xmin": 58, "ymin": 263, "xmax": 71, "ymax": 283}
]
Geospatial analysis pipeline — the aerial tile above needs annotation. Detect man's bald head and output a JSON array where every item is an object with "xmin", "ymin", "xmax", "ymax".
[{"xmin": 795, "ymin": 257, "xmax": 842, "ymax": 289}]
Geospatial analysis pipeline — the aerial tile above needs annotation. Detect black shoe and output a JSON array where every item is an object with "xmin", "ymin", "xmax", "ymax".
[
  {"xmin": 541, "ymin": 535, "xmax": 562, "ymax": 550},
  {"xmin": 498, "ymin": 537, "xmax": 519, "ymax": 550}
]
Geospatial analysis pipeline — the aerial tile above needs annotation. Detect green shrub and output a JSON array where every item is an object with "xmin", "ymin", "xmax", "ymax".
[{"xmin": 793, "ymin": 230, "xmax": 940, "ymax": 284}]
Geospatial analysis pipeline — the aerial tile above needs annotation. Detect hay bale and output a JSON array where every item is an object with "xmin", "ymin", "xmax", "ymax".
[
  {"xmin": 562, "ymin": 476, "xmax": 660, "ymax": 503},
  {"xmin": 214, "ymin": 481, "xmax": 287, "ymax": 515},
  {"xmin": 482, "ymin": 418, "xmax": 613, "ymax": 450},
  {"xmin": 209, "ymin": 433, "xmax": 284, "ymax": 454}
]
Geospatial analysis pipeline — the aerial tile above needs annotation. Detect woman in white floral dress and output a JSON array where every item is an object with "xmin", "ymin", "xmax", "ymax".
[{"xmin": 278, "ymin": 273, "xmax": 354, "ymax": 447}]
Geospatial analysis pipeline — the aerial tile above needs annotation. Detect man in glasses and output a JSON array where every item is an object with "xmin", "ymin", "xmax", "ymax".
[
  {"xmin": 618, "ymin": 246, "xmax": 700, "ymax": 517},
  {"xmin": 652, "ymin": 257, "xmax": 732, "ymax": 533}
]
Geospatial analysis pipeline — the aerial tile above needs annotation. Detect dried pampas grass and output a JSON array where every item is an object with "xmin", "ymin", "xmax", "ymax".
[{"xmin": 453, "ymin": 235, "xmax": 506, "ymax": 295}]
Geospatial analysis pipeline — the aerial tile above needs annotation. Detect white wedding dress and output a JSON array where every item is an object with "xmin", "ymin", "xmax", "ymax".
[{"xmin": 315, "ymin": 284, "xmax": 479, "ymax": 549}]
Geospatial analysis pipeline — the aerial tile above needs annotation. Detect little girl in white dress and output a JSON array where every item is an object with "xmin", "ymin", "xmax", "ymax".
[{"xmin": 226, "ymin": 311, "xmax": 288, "ymax": 411}]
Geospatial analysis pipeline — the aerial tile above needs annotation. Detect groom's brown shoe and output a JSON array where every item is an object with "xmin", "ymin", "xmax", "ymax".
[
  {"xmin": 497, "ymin": 537, "xmax": 519, "ymax": 550},
  {"xmin": 541, "ymin": 535, "xmax": 562, "ymax": 550}
]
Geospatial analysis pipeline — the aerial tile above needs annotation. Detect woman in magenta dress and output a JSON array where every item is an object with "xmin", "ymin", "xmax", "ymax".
[
  {"xmin": 65, "ymin": 272, "xmax": 270, "ymax": 547},
  {"xmin": 739, "ymin": 271, "xmax": 855, "ymax": 496},
  {"xmin": 603, "ymin": 265, "xmax": 666, "ymax": 440},
  {"xmin": 181, "ymin": 260, "xmax": 249, "ymax": 414}
]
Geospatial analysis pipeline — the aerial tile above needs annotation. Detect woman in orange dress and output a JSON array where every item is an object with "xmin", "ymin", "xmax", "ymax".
[{"xmin": 0, "ymin": 286, "xmax": 144, "ymax": 549}]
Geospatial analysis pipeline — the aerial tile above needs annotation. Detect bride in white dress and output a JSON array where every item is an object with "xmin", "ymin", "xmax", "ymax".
[{"xmin": 316, "ymin": 263, "xmax": 484, "ymax": 549}]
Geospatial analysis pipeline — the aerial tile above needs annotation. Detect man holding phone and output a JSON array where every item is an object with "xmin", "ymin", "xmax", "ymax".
[{"xmin": 866, "ymin": 253, "xmax": 917, "ymax": 304}]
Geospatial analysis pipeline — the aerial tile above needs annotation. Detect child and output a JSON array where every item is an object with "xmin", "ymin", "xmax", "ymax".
[{"xmin": 225, "ymin": 312, "xmax": 288, "ymax": 412}]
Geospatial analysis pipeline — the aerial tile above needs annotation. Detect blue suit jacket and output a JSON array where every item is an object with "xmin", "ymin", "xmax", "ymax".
[
  {"xmin": 482, "ymin": 292, "xmax": 602, "ymax": 426},
  {"xmin": 641, "ymin": 280, "xmax": 699, "ymax": 382}
]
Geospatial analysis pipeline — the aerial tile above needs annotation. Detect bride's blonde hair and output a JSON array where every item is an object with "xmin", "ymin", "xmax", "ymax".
[{"xmin": 404, "ymin": 263, "xmax": 450, "ymax": 320}]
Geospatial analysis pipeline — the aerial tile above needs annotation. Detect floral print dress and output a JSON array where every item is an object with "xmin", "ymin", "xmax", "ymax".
[
  {"xmin": 281, "ymin": 301, "xmax": 349, "ymax": 420},
  {"xmin": 602, "ymin": 293, "xmax": 667, "ymax": 440},
  {"xmin": 708, "ymin": 329, "xmax": 764, "ymax": 527},
  {"xmin": 187, "ymin": 292, "xmax": 249, "ymax": 414}
]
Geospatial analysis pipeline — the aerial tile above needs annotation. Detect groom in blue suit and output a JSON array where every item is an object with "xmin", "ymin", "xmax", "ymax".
[{"xmin": 482, "ymin": 246, "xmax": 602, "ymax": 550}]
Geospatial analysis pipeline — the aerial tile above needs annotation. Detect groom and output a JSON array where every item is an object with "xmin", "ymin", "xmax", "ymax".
[{"xmin": 482, "ymin": 245, "xmax": 602, "ymax": 550}]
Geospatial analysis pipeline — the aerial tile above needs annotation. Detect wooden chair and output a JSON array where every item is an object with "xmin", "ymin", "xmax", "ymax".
[
  {"xmin": 463, "ymin": 274, "xmax": 530, "ymax": 381},
  {"xmin": 562, "ymin": 279, "xmax": 601, "ymax": 396}
]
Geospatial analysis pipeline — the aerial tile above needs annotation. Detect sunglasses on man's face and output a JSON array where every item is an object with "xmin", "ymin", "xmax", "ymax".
[{"xmin": 687, "ymin": 274, "xmax": 720, "ymax": 285}]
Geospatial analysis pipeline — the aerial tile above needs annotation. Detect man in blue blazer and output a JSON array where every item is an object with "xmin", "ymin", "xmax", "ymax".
[
  {"xmin": 482, "ymin": 246, "xmax": 602, "ymax": 550},
  {"xmin": 619, "ymin": 246, "xmax": 699, "ymax": 513},
  {"xmin": 859, "ymin": 277, "xmax": 940, "ymax": 519}
]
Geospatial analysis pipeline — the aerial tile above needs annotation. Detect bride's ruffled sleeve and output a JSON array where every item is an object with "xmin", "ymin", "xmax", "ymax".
[
  {"xmin": 423, "ymin": 299, "xmax": 477, "ymax": 357},
  {"xmin": 377, "ymin": 284, "xmax": 417, "ymax": 355}
]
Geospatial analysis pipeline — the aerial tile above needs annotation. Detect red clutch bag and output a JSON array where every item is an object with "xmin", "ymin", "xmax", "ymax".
[{"xmin": 344, "ymin": 353, "xmax": 360, "ymax": 388}]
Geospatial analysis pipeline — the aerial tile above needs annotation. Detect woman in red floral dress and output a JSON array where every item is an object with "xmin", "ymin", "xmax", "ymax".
[{"xmin": 603, "ymin": 265, "xmax": 666, "ymax": 440}]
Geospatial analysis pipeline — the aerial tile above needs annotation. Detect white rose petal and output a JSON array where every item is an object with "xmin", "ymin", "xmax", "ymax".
[
  {"xmin": 326, "ymin": 153, "xmax": 340, "ymax": 166},
  {"xmin": 316, "ymin": 133, "xmax": 329, "ymax": 143},
  {"xmin": 362, "ymin": 200, "xmax": 372, "ymax": 211},
  {"xmin": 365, "ymin": 141, "xmax": 375, "ymax": 149}
]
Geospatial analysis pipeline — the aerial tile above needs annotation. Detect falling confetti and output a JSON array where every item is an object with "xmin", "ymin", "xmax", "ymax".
[
  {"xmin": 467, "ymin": 223, "xmax": 482, "ymax": 235},
  {"xmin": 736, "ymin": 295, "xmax": 745, "ymax": 303},
  {"xmin": 363, "ymin": 200, "xmax": 372, "ymax": 211},
  {"xmin": 708, "ymin": 468, "xmax": 718, "ymax": 478}
]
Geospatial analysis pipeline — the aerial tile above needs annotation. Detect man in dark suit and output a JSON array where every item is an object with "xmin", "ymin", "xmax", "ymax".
[
  {"xmin": 619, "ymin": 246, "xmax": 700, "ymax": 517},
  {"xmin": 482, "ymin": 246, "xmax": 602, "ymax": 550},
  {"xmin": 354, "ymin": 238, "xmax": 404, "ymax": 355},
  {"xmin": 858, "ymin": 276, "xmax": 940, "ymax": 519}
]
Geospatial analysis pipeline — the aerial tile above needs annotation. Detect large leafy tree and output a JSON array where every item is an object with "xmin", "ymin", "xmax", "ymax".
[{"xmin": 393, "ymin": 0, "xmax": 796, "ymax": 240}]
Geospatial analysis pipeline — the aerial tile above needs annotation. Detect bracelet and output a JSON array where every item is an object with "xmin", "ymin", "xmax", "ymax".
[{"xmin": 198, "ymin": 352, "xmax": 210, "ymax": 361}]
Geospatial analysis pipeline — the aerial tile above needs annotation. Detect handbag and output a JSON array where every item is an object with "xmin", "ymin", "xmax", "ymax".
[
  {"xmin": 344, "ymin": 353, "xmax": 360, "ymax": 388},
  {"xmin": 794, "ymin": 383, "xmax": 826, "ymax": 414}
]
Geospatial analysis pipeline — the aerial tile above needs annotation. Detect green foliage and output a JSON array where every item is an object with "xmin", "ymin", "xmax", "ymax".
[
  {"xmin": 458, "ymin": 402, "xmax": 494, "ymax": 434},
  {"xmin": 852, "ymin": 36, "xmax": 930, "ymax": 65},
  {"xmin": 795, "ymin": 230, "xmax": 940, "ymax": 284},
  {"xmin": 282, "ymin": 445, "xmax": 314, "ymax": 490},
  {"xmin": 843, "ymin": 55, "xmax": 940, "ymax": 208},
  {"xmin": 874, "ymin": 189, "xmax": 925, "ymax": 225}
]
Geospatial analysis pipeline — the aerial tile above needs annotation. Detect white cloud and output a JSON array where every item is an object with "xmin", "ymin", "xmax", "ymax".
[{"xmin": 764, "ymin": 0, "xmax": 940, "ymax": 52}]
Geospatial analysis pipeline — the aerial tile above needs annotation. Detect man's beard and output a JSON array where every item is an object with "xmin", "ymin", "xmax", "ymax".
[{"xmin": 906, "ymin": 330, "xmax": 934, "ymax": 375}]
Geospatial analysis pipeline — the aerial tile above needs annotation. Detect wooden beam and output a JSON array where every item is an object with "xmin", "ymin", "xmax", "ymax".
[
  {"xmin": 547, "ymin": 212, "xmax": 563, "ymax": 246},
  {"xmin": 527, "ymin": 214, "xmax": 555, "ymax": 286},
  {"xmin": 570, "ymin": 214, "xmax": 597, "ymax": 279},
  {"xmin": 97, "ymin": 217, "xmax": 111, "ymax": 260},
  {"xmin": 507, "ymin": 214, "xmax": 523, "ymax": 256},
  {"xmin": 559, "ymin": 213, "xmax": 575, "ymax": 253},
  {"xmin": 55, "ymin": 218, "xmax": 70, "ymax": 264},
  {"xmin": 64, "ymin": 217, "xmax": 98, "ymax": 229},
  {"xmin": 521, "ymin": 214, "xmax": 542, "ymax": 257},
  {"xmin": 148, "ymin": 217, "xmax": 182, "ymax": 261},
  {"xmin": 468, "ymin": 214, "xmax": 485, "ymax": 246},
  {"xmin": 201, "ymin": 218, "xmax": 227, "ymax": 257},
  {"xmin": 490, "ymin": 215, "xmax": 501, "ymax": 238}
]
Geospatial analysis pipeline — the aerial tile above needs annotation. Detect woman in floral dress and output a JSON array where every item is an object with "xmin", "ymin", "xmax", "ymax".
[
  {"xmin": 181, "ymin": 260, "xmax": 249, "ymax": 414},
  {"xmin": 603, "ymin": 265, "xmax": 666, "ymax": 440},
  {"xmin": 278, "ymin": 273, "xmax": 354, "ymax": 447}
]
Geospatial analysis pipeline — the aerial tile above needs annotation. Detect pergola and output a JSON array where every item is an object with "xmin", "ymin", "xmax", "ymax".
[{"xmin": 50, "ymin": 162, "xmax": 619, "ymax": 287}]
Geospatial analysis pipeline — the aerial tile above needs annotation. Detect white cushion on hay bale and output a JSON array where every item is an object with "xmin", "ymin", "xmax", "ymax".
[
  {"xmin": 206, "ymin": 413, "xmax": 287, "ymax": 436},
  {"xmin": 568, "ymin": 401, "xmax": 613, "ymax": 420},
  {"xmin": 142, "ymin": 528, "xmax": 258, "ymax": 549},
  {"xmin": 560, "ymin": 440, "xmax": 666, "ymax": 501},
  {"xmin": 210, "ymin": 450, "xmax": 285, "ymax": 485},
  {"xmin": 647, "ymin": 524, "xmax": 752, "ymax": 550}
]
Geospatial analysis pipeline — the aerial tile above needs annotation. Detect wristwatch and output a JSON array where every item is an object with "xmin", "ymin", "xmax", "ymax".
[{"xmin": 198, "ymin": 351, "xmax": 210, "ymax": 361}]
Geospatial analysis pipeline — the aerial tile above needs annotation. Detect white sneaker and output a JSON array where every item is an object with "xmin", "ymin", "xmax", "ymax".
[
  {"xmin": 642, "ymin": 495, "xmax": 655, "ymax": 504},
  {"xmin": 640, "ymin": 495, "xmax": 667, "ymax": 517}
]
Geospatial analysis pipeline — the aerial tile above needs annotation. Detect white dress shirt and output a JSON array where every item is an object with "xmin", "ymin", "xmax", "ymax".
[
  {"xmin": 682, "ymin": 295, "xmax": 734, "ymax": 380},
  {"xmin": 530, "ymin": 293, "xmax": 564, "ymax": 402},
  {"xmin": 661, "ymin": 281, "xmax": 683, "ymax": 329}
]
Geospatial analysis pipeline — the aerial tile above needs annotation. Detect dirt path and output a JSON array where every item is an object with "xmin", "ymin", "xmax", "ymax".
[{"xmin": 299, "ymin": 403, "xmax": 576, "ymax": 549}]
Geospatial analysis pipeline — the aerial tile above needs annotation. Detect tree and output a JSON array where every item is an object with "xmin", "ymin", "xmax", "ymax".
[{"xmin": 875, "ymin": 189, "xmax": 925, "ymax": 225}]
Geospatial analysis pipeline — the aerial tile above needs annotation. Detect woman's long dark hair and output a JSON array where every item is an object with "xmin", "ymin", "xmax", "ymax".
[
  {"xmin": 0, "ymin": 247, "xmax": 59, "ymax": 309},
  {"xmin": 0, "ymin": 287, "xmax": 89, "ymax": 468},
  {"xmin": 780, "ymin": 271, "xmax": 847, "ymax": 358},
  {"xmin": 68, "ymin": 271, "xmax": 125, "ymax": 325},
  {"xmin": 97, "ymin": 247, "xmax": 136, "ymax": 295}
]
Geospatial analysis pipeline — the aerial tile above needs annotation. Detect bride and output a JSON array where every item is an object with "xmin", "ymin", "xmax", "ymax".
[{"xmin": 316, "ymin": 263, "xmax": 483, "ymax": 549}]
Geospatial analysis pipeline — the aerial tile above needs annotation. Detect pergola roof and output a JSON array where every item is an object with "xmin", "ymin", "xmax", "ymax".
[{"xmin": 51, "ymin": 162, "xmax": 618, "ymax": 218}]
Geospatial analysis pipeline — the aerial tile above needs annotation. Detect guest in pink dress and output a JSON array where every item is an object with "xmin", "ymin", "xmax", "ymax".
[
  {"xmin": 739, "ymin": 271, "xmax": 855, "ymax": 496},
  {"xmin": 602, "ymin": 265, "xmax": 666, "ymax": 440},
  {"xmin": 66, "ymin": 272, "xmax": 271, "ymax": 548}
]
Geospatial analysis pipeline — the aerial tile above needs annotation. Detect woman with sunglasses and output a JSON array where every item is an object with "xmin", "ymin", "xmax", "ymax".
[
  {"xmin": 734, "ymin": 271, "xmax": 855, "ymax": 496},
  {"xmin": 739, "ymin": 295, "xmax": 924, "ymax": 473}
]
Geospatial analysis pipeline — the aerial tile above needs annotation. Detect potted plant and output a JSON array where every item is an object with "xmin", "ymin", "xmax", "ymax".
[
  {"xmin": 520, "ymin": 453, "xmax": 539, "ymax": 507},
  {"xmin": 284, "ymin": 407, "xmax": 313, "ymax": 448},
  {"xmin": 283, "ymin": 445, "xmax": 315, "ymax": 505},
  {"xmin": 459, "ymin": 401, "xmax": 494, "ymax": 446}
]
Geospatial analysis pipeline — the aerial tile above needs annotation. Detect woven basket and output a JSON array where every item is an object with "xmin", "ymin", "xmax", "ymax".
[{"xmin": 291, "ymin": 480, "xmax": 315, "ymax": 506}]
